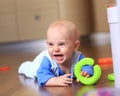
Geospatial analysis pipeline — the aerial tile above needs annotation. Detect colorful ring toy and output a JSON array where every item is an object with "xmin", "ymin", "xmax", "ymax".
[{"xmin": 74, "ymin": 57, "xmax": 102, "ymax": 85}]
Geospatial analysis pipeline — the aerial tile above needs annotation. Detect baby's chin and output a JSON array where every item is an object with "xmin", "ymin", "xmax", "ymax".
[
  {"xmin": 54, "ymin": 58, "xmax": 65, "ymax": 64},
  {"xmin": 53, "ymin": 57, "xmax": 65, "ymax": 64}
]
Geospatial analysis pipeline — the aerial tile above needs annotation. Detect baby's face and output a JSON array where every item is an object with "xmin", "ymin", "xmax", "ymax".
[{"xmin": 47, "ymin": 25, "xmax": 76, "ymax": 65}]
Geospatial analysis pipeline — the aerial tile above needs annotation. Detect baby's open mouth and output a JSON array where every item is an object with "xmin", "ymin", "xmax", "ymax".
[{"xmin": 53, "ymin": 54, "xmax": 64, "ymax": 61}]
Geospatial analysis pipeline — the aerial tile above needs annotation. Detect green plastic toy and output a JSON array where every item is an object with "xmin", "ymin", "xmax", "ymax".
[
  {"xmin": 74, "ymin": 57, "xmax": 102, "ymax": 85},
  {"xmin": 108, "ymin": 73, "xmax": 114, "ymax": 81}
]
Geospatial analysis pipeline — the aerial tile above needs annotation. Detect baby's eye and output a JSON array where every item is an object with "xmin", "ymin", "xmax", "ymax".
[
  {"xmin": 48, "ymin": 42, "xmax": 54, "ymax": 46},
  {"xmin": 58, "ymin": 43, "xmax": 65, "ymax": 46}
]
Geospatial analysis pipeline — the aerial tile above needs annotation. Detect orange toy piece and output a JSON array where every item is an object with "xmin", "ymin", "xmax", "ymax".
[
  {"xmin": 0, "ymin": 66, "xmax": 10, "ymax": 71},
  {"xmin": 98, "ymin": 58, "xmax": 113, "ymax": 65}
]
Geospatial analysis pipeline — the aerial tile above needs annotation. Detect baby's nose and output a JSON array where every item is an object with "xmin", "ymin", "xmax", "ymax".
[{"xmin": 53, "ymin": 46, "xmax": 60, "ymax": 51}]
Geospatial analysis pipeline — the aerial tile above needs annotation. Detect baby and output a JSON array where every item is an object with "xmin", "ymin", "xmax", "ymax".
[{"xmin": 18, "ymin": 20, "xmax": 93, "ymax": 87}]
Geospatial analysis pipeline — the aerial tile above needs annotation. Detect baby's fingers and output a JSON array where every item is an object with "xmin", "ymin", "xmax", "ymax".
[
  {"xmin": 81, "ymin": 71, "xmax": 90, "ymax": 78},
  {"xmin": 64, "ymin": 73, "xmax": 72, "ymax": 77}
]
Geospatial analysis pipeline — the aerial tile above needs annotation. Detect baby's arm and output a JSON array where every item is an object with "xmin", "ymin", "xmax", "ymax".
[
  {"xmin": 45, "ymin": 74, "xmax": 73, "ymax": 86},
  {"xmin": 37, "ymin": 57, "xmax": 72, "ymax": 87}
]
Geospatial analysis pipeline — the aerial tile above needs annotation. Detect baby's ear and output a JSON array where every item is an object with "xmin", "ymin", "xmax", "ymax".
[{"xmin": 74, "ymin": 40, "xmax": 80, "ymax": 50}]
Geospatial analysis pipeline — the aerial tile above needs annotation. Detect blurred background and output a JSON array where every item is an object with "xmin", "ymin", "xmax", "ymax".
[
  {"xmin": 0, "ymin": 0, "xmax": 116, "ymax": 43},
  {"xmin": 0, "ymin": 0, "xmax": 116, "ymax": 54}
]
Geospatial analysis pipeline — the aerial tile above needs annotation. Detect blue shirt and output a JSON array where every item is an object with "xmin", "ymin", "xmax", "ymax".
[{"xmin": 37, "ymin": 50, "xmax": 93, "ymax": 87}]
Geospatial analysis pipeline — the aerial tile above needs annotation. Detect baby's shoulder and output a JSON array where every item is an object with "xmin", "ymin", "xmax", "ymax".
[{"xmin": 74, "ymin": 51, "xmax": 82, "ymax": 56}]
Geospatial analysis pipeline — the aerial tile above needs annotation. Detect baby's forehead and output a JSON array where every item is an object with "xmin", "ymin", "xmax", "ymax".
[
  {"xmin": 47, "ymin": 40, "xmax": 68, "ymax": 42},
  {"xmin": 49, "ymin": 24, "xmax": 75, "ymax": 35}
]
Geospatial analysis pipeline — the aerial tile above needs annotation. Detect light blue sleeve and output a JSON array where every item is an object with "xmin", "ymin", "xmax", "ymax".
[{"xmin": 37, "ymin": 56, "xmax": 55, "ymax": 87}]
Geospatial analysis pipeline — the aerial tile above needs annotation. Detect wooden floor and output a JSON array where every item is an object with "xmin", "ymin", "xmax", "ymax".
[{"xmin": 0, "ymin": 33, "xmax": 119, "ymax": 96}]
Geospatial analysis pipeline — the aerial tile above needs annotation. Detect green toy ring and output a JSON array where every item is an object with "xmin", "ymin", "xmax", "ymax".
[
  {"xmin": 74, "ymin": 57, "xmax": 102, "ymax": 85},
  {"xmin": 108, "ymin": 73, "xmax": 114, "ymax": 81}
]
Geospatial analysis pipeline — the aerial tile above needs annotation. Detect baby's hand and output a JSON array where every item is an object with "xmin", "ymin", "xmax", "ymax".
[
  {"xmin": 76, "ymin": 71, "xmax": 90, "ymax": 82},
  {"xmin": 81, "ymin": 71, "xmax": 90, "ymax": 78},
  {"xmin": 55, "ymin": 74, "xmax": 73, "ymax": 86},
  {"xmin": 76, "ymin": 71, "xmax": 90, "ymax": 83}
]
